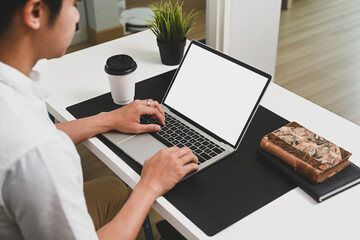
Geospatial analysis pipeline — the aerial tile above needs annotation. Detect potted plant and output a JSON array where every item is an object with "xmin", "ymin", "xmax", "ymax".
[{"xmin": 145, "ymin": 1, "xmax": 198, "ymax": 65}]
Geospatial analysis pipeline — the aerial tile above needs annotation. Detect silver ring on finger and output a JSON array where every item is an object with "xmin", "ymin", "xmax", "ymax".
[{"xmin": 146, "ymin": 99, "xmax": 151, "ymax": 107}]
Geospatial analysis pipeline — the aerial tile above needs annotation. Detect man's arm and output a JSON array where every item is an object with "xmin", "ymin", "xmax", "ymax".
[
  {"xmin": 97, "ymin": 146, "xmax": 199, "ymax": 240},
  {"xmin": 56, "ymin": 99, "xmax": 165, "ymax": 145}
]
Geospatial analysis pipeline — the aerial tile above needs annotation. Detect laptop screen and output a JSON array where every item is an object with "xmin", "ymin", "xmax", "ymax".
[{"xmin": 163, "ymin": 41, "xmax": 271, "ymax": 148}]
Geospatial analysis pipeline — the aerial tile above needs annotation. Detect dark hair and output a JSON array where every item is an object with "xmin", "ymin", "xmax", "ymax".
[{"xmin": 0, "ymin": 0, "xmax": 63, "ymax": 36}]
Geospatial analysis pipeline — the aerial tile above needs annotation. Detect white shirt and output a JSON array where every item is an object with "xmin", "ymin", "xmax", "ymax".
[{"xmin": 0, "ymin": 62, "xmax": 98, "ymax": 240}]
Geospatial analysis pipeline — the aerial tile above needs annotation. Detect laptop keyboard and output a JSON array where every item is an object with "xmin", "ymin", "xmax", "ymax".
[{"xmin": 140, "ymin": 113, "xmax": 225, "ymax": 164}]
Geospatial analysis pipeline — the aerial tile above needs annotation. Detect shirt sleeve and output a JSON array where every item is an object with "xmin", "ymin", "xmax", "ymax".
[{"xmin": 2, "ymin": 137, "xmax": 99, "ymax": 240}]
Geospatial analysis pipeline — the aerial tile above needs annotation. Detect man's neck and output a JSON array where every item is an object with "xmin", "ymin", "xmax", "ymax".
[{"xmin": 0, "ymin": 32, "xmax": 38, "ymax": 77}]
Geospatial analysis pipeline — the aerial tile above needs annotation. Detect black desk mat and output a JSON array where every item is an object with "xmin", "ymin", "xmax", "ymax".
[{"xmin": 67, "ymin": 70, "xmax": 296, "ymax": 236}]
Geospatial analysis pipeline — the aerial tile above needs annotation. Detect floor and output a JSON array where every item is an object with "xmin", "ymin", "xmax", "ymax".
[
  {"xmin": 276, "ymin": 0, "xmax": 360, "ymax": 126},
  {"xmin": 75, "ymin": 0, "xmax": 360, "ymax": 239}
]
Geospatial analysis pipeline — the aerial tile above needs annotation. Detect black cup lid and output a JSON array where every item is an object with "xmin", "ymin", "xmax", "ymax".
[{"xmin": 104, "ymin": 54, "xmax": 137, "ymax": 75}]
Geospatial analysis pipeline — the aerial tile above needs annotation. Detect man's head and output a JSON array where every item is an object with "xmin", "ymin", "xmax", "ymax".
[
  {"xmin": 0, "ymin": 0, "xmax": 63, "ymax": 37},
  {"xmin": 0, "ymin": 0, "xmax": 80, "ymax": 70}
]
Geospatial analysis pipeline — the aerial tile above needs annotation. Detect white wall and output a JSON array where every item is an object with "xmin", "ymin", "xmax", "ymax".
[
  {"xmin": 85, "ymin": 0, "xmax": 120, "ymax": 31},
  {"xmin": 71, "ymin": 1, "xmax": 88, "ymax": 45},
  {"xmin": 206, "ymin": 0, "xmax": 232, "ymax": 53},
  {"xmin": 207, "ymin": 0, "xmax": 281, "ymax": 78}
]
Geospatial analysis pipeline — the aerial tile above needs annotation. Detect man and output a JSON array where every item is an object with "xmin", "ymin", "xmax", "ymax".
[{"xmin": 0, "ymin": 0, "xmax": 198, "ymax": 239}]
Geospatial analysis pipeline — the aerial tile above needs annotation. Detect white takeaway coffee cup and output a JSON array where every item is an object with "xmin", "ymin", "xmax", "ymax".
[{"xmin": 105, "ymin": 54, "xmax": 137, "ymax": 105}]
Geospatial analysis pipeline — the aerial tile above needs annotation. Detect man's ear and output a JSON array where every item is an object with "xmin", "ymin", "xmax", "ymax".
[{"xmin": 22, "ymin": 0, "xmax": 44, "ymax": 30}]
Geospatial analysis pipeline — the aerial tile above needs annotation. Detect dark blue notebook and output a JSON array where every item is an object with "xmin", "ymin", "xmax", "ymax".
[
  {"xmin": 257, "ymin": 149, "xmax": 360, "ymax": 202},
  {"xmin": 67, "ymin": 69, "xmax": 296, "ymax": 236}
]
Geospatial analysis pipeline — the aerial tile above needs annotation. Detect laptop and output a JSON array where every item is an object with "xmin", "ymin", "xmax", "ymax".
[{"xmin": 103, "ymin": 40, "xmax": 271, "ymax": 177}]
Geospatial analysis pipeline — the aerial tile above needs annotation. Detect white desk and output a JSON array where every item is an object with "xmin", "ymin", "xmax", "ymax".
[{"xmin": 35, "ymin": 30, "xmax": 360, "ymax": 240}]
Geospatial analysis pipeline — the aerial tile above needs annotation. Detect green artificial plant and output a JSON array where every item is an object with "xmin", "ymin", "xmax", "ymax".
[{"xmin": 145, "ymin": 1, "xmax": 198, "ymax": 43}]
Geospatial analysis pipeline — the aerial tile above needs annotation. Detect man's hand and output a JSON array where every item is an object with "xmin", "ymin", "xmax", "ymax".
[
  {"xmin": 97, "ymin": 147, "xmax": 198, "ymax": 240},
  {"xmin": 56, "ymin": 99, "xmax": 165, "ymax": 147},
  {"xmin": 137, "ymin": 146, "xmax": 199, "ymax": 198},
  {"xmin": 109, "ymin": 99, "xmax": 165, "ymax": 134}
]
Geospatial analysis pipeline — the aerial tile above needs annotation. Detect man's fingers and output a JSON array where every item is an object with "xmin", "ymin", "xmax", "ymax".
[
  {"xmin": 175, "ymin": 147, "xmax": 192, "ymax": 158},
  {"xmin": 152, "ymin": 101, "xmax": 165, "ymax": 120},
  {"xmin": 142, "ymin": 105, "xmax": 165, "ymax": 125},
  {"xmin": 167, "ymin": 145, "xmax": 180, "ymax": 152},
  {"xmin": 179, "ymin": 151, "xmax": 199, "ymax": 165},
  {"xmin": 143, "ymin": 99, "xmax": 165, "ymax": 125},
  {"xmin": 183, "ymin": 163, "xmax": 199, "ymax": 175},
  {"xmin": 138, "ymin": 124, "xmax": 161, "ymax": 133},
  {"xmin": 144, "ymin": 99, "xmax": 153, "ymax": 106}
]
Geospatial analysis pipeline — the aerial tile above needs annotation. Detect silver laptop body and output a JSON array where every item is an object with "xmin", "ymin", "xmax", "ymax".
[{"xmin": 103, "ymin": 40, "xmax": 271, "ymax": 177}]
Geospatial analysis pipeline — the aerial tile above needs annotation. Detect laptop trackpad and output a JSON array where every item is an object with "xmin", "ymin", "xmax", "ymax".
[{"xmin": 117, "ymin": 134, "xmax": 167, "ymax": 165}]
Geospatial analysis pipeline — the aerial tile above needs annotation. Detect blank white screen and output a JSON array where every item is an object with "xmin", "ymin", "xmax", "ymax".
[{"xmin": 164, "ymin": 43, "xmax": 268, "ymax": 146}]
